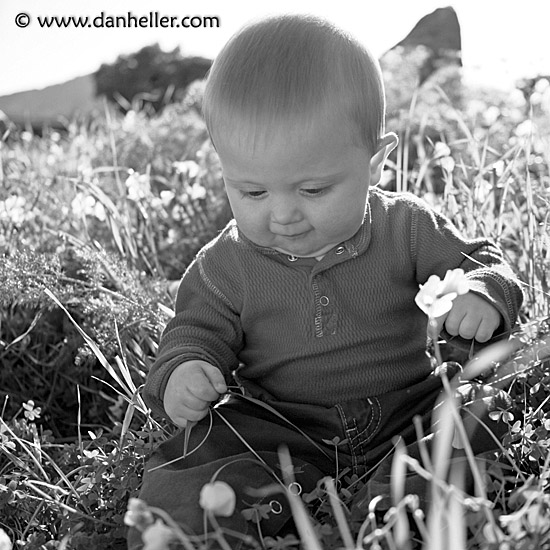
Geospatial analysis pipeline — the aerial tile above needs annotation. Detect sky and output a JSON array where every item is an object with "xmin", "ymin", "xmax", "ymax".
[{"xmin": 1, "ymin": 0, "xmax": 549, "ymax": 97}]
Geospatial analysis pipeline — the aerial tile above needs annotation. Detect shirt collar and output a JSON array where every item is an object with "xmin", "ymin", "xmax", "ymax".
[{"xmin": 235, "ymin": 200, "xmax": 373, "ymax": 268}]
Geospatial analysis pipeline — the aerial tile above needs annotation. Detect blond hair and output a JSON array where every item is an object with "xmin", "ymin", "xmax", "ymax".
[{"xmin": 203, "ymin": 14, "xmax": 386, "ymax": 155}]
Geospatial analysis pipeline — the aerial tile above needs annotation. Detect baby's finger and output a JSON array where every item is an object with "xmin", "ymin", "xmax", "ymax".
[
  {"xmin": 443, "ymin": 308, "xmax": 465, "ymax": 337},
  {"xmin": 168, "ymin": 402, "xmax": 209, "ymax": 426},
  {"xmin": 186, "ymin": 368, "xmax": 222, "ymax": 401},
  {"xmin": 458, "ymin": 314, "xmax": 481, "ymax": 341},
  {"xmin": 201, "ymin": 364, "xmax": 227, "ymax": 395},
  {"xmin": 180, "ymin": 389, "xmax": 212, "ymax": 412},
  {"xmin": 474, "ymin": 316, "xmax": 497, "ymax": 343}
]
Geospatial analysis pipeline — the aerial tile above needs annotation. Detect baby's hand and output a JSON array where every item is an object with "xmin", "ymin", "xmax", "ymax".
[
  {"xmin": 440, "ymin": 292, "xmax": 502, "ymax": 343},
  {"xmin": 164, "ymin": 360, "xmax": 227, "ymax": 427}
]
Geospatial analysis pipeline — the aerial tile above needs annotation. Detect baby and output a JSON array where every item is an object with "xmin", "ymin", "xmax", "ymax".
[{"xmin": 129, "ymin": 14, "xmax": 523, "ymax": 548}]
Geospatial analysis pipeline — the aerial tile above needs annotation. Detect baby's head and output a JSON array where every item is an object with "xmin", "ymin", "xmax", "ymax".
[
  {"xmin": 203, "ymin": 14, "xmax": 397, "ymax": 258},
  {"xmin": 204, "ymin": 13, "xmax": 386, "ymax": 155}
]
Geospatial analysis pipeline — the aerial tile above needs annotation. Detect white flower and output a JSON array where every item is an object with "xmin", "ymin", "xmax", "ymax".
[
  {"xmin": 70, "ymin": 193, "xmax": 106, "ymax": 221},
  {"xmin": 433, "ymin": 142, "xmax": 454, "ymax": 173},
  {"xmin": 124, "ymin": 498, "xmax": 154, "ymax": 530},
  {"xmin": 125, "ymin": 171, "xmax": 151, "ymax": 201},
  {"xmin": 189, "ymin": 183, "xmax": 207, "ymax": 201},
  {"xmin": 499, "ymin": 510, "xmax": 525, "ymax": 539},
  {"xmin": 199, "ymin": 481, "xmax": 236, "ymax": 517},
  {"xmin": 0, "ymin": 196, "xmax": 30, "ymax": 224},
  {"xmin": 439, "ymin": 156, "xmax": 455, "ymax": 174},
  {"xmin": 515, "ymin": 119, "xmax": 534, "ymax": 138},
  {"xmin": 507, "ymin": 89, "xmax": 526, "ymax": 110},
  {"xmin": 159, "ymin": 190, "xmax": 175, "ymax": 207},
  {"xmin": 173, "ymin": 160, "xmax": 199, "ymax": 179},
  {"xmin": 415, "ymin": 269, "xmax": 470, "ymax": 318},
  {"xmin": 23, "ymin": 400, "xmax": 41, "ymax": 421},
  {"xmin": 482, "ymin": 105, "xmax": 501, "ymax": 127},
  {"xmin": 0, "ymin": 528, "xmax": 12, "ymax": 550},
  {"xmin": 541, "ymin": 86, "xmax": 550, "ymax": 115},
  {"xmin": 433, "ymin": 142, "xmax": 451, "ymax": 159},
  {"xmin": 141, "ymin": 520, "xmax": 174, "ymax": 550},
  {"xmin": 122, "ymin": 110, "xmax": 137, "ymax": 132},
  {"xmin": 493, "ymin": 160, "xmax": 505, "ymax": 178}
]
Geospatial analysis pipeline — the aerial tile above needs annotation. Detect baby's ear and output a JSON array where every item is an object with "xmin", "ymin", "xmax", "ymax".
[{"xmin": 369, "ymin": 133, "xmax": 398, "ymax": 186}]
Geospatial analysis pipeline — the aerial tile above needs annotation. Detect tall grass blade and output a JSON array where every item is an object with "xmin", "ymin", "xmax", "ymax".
[
  {"xmin": 390, "ymin": 439, "xmax": 411, "ymax": 550},
  {"xmin": 278, "ymin": 446, "xmax": 323, "ymax": 550},
  {"xmin": 324, "ymin": 476, "xmax": 354, "ymax": 549},
  {"xmin": 43, "ymin": 288, "xmax": 148, "ymax": 415}
]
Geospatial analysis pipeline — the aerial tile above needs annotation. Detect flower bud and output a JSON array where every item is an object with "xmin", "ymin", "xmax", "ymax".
[
  {"xmin": 124, "ymin": 498, "xmax": 154, "ymax": 530},
  {"xmin": 0, "ymin": 528, "xmax": 12, "ymax": 550},
  {"xmin": 199, "ymin": 481, "xmax": 236, "ymax": 517},
  {"xmin": 142, "ymin": 520, "xmax": 174, "ymax": 550}
]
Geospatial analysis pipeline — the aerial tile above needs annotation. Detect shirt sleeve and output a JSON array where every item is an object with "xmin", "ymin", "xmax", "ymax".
[
  {"xmin": 143, "ymin": 251, "xmax": 243, "ymax": 420},
  {"xmin": 410, "ymin": 197, "xmax": 524, "ymax": 347}
]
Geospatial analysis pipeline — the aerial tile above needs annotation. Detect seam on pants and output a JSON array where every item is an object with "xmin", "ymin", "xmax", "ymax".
[
  {"xmin": 351, "ymin": 418, "xmax": 365, "ymax": 460},
  {"xmin": 362, "ymin": 397, "xmax": 382, "ymax": 469},
  {"xmin": 348, "ymin": 398, "xmax": 378, "ymax": 445},
  {"xmin": 369, "ymin": 397, "xmax": 382, "ymax": 440},
  {"xmin": 335, "ymin": 403, "xmax": 359, "ymax": 476}
]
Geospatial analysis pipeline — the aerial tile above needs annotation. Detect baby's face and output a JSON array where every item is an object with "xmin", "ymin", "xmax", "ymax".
[{"xmin": 216, "ymin": 113, "xmax": 373, "ymax": 258}]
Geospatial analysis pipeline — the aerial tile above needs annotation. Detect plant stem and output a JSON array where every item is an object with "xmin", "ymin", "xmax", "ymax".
[{"xmin": 428, "ymin": 317, "xmax": 443, "ymax": 365}]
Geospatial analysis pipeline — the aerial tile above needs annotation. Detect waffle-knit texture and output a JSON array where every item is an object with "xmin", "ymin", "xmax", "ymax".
[{"xmin": 144, "ymin": 188, "xmax": 523, "ymax": 419}]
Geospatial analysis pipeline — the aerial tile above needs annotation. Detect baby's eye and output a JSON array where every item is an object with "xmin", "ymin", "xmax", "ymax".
[
  {"xmin": 241, "ymin": 190, "xmax": 267, "ymax": 199},
  {"xmin": 301, "ymin": 187, "xmax": 328, "ymax": 197}
]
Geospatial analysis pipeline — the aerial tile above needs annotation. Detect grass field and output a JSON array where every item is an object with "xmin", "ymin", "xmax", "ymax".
[{"xmin": 1, "ymin": 70, "xmax": 549, "ymax": 549}]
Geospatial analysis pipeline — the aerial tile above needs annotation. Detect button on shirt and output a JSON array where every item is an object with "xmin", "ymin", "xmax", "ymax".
[{"xmin": 279, "ymin": 243, "xmax": 355, "ymax": 337}]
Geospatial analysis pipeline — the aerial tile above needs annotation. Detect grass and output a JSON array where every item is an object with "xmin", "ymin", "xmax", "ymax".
[{"xmin": 1, "ymin": 68, "xmax": 549, "ymax": 549}]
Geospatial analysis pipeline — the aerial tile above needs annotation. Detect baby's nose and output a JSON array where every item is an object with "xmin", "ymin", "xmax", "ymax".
[{"xmin": 270, "ymin": 198, "xmax": 303, "ymax": 225}]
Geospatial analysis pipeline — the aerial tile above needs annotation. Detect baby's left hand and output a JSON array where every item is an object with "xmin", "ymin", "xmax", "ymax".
[{"xmin": 439, "ymin": 293, "xmax": 502, "ymax": 343}]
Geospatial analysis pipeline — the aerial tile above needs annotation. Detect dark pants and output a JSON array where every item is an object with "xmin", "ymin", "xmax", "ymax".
[{"xmin": 127, "ymin": 366, "xmax": 510, "ymax": 549}]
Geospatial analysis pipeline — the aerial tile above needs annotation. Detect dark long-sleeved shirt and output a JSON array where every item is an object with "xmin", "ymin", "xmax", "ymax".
[{"xmin": 144, "ymin": 188, "xmax": 523, "ymax": 419}]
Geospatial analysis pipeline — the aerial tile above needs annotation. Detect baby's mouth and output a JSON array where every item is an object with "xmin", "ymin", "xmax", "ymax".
[
  {"xmin": 273, "ymin": 228, "xmax": 311, "ymax": 239},
  {"xmin": 283, "ymin": 232, "xmax": 307, "ymax": 239}
]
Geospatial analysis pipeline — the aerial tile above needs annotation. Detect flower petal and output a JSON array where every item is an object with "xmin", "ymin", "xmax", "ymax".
[
  {"xmin": 142, "ymin": 520, "xmax": 174, "ymax": 550},
  {"xmin": 199, "ymin": 481, "xmax": 236, "ymax": 517},
  {"xmin": 440, "ymin": 269, "xmax": 469, "ymax": 296},
  {"xmin": 415, "ymin": 274, "xmax": 443, "ymax": 315},
  {"xmin": 429, "ymin": 294, "xmax": 455, "ymax": 318}
]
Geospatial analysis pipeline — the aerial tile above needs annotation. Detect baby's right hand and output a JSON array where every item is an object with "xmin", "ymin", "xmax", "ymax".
[{"xmin": 163, "ymin": 360, "xmax": 227, "ymax": 427}]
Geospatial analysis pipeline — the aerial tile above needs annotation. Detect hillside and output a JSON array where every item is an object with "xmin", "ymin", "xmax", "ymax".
[{"xmin": 0, "ymin": 74, "xmax": 100, "ymax": 128}]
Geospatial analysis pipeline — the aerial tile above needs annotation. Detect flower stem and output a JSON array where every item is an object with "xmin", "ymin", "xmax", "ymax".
[{"xmin": 428, "ymin": 317, "xmax": 443, "ymax": 366}]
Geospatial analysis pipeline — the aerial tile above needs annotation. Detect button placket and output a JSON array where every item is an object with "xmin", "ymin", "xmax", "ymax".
[
  {"xmin": 311, "ymin": 277, "xmax": 324, "ymax": 338},
  {"xmin": 311, "ymin": 274, "xmax": 337, "ymax": 336}
]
